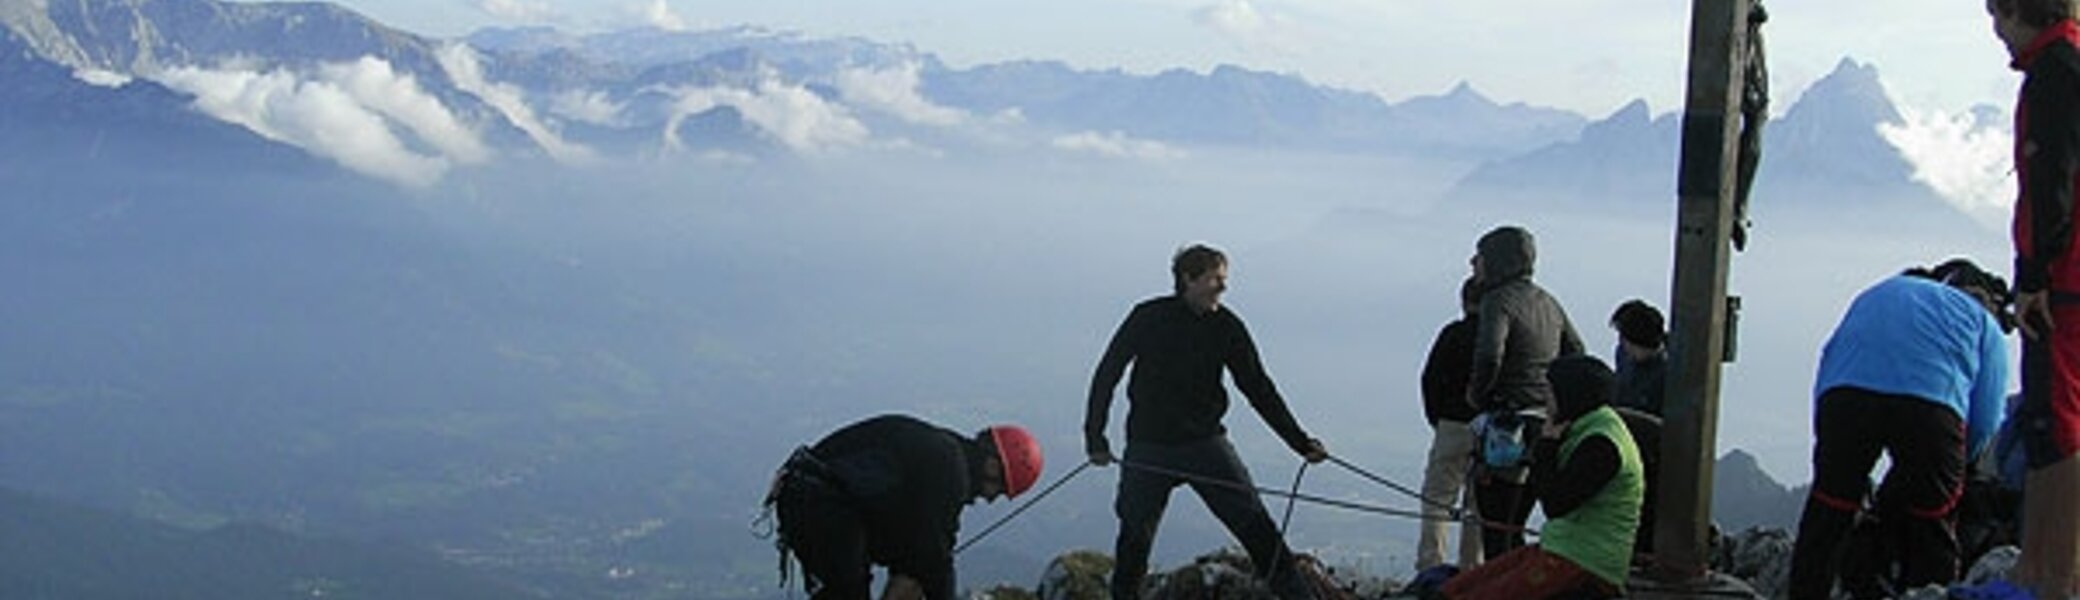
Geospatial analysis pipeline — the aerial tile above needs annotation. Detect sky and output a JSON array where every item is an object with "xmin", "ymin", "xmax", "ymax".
[{"xmin": 316, "ymin": 0, "xmax": 2025, "ymax": 118}]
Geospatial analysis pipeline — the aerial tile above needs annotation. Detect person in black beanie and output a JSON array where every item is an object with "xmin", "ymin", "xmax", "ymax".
[{"xmin": 1609, "ymin": 300, "xmax": 1668, "ymax": 417}]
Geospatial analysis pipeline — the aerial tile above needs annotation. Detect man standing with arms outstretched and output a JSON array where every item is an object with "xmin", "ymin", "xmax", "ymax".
[{"xmin": 1086, "ymin": 243, "xmax": 1328, "ymax": 600}]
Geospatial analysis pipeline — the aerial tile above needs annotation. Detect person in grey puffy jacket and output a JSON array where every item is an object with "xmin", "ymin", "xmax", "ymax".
[{"xmin": 1466, "ymin": 225, "xmax": 1585, "ymax": 558}]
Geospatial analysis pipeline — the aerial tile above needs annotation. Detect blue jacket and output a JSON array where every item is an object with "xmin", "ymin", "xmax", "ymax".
[{"xmin": 1815, "ymin": 275, "xmax": 2010, "ymax": 457}]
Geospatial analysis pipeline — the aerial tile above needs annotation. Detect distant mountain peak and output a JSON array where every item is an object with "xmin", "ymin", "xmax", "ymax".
[
  {"xmin": 1829, "ymin": 56, "xmax": 1877, "ymax": 79},
  {"xmin": 1819, "ymin": 57, "xmax": 1886, "ymax": 97},
  {"xmin": 1446, "ymin": 80, "xmax": 1479, "ymax": 99},
  {"xmin": 1608, "ymin": 98, "xmax": 1652, "ymax": 122},
  {"xmin": 1421, "ymin": 80, "xmax": 1496, "ymax": 109},
  {"xmin": 1395, "ymin": 80, "xmax": 1508, "ymax": 119},
  {"xmin": 1716, "ymin": 448, "xmax": 1788, "ymax": 494},
  {"xmin": 1786, "ymin": 55, "xmax": 1901, "ymax": 126}
]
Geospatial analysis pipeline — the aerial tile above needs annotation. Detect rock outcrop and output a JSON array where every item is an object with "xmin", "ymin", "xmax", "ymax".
[
  {"xmin": 1005, "ymin": 548, "xmax": 1403, "ymax": 600},
  {"xmin": 1711, "ymin": 526, "xmax": 2024, "ymax": 600}
]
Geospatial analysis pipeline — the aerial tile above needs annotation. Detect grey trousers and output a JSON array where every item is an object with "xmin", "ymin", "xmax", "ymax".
[{"xmin": 1110, "ymin": 436, "xmax": 1314, "ymax": 600}]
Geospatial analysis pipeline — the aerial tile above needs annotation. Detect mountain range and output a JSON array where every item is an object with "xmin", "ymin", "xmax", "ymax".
[
  {"xmin": 0, "ymin": 487, "xmax": 533, "ymax": 599},
  {"xmin": 1444, "ymin": 57, "xmax": 1980, "ymax": 221},
  {"xmin": 1, "ymin": 0, "xmax": 1997, "ymax": 215},
  {"xmin": 0, "ymin": 0, "xmax": 1599, "ymax": 183}
]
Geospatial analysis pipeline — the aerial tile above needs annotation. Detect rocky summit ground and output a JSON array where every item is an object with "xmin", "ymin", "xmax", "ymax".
[{"xmin": 974, "ymin": 528, "xmax": 2024, "ymax": 600}]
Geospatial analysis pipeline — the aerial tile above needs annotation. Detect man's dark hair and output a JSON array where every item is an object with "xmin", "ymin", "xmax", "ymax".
[
  {"xmin": 1906, "ymin": 258, "xmax": 2018, "ymax": 333},
  {"xmin": 1171, "ymin": 244, "xmax": 1227, "ymax": 295},
  {"xmin": 1610, "ymin": 299, "xmax": 1666, "ymax": 349},
  {"xmin": 1993, "ymin": 0, "xmax": 2079, "ymax": 28}
]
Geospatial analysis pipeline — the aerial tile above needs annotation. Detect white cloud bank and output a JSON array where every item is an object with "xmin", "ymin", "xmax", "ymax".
[
  {"xmin": 638, "ymin": 0, "xmax": 689, "ymax": 31},
  {"xmin": 156, "ymin": 58, "xmax": 489, "ymax": 188},
  {"xmin": 656, "ymin": 76, "xmax": 870, "ymax": 155},
  {"xmin": 1192, "ymin": 0, "xmax": 1301, "ymax": 54},
  {"xmin": 323, "ymin": 57, "xmax": 491, "ymax": 164},
  {"xmin": 437, "ymin": 44, "xmax": 595, "ymax": 165},
  {"xmin": 1051, "ymin": 131, "xmax": 1186, "ymax": 161},
  {"xmin": 73, "ymin": 68, "xmax": 132, "ymax": 88},
  {"xmin": 833, "ymin": 62, "xmax": 968, "ymax": 127},
  {"xmin": 549, "ymin": 89, "xmax": 626, "ymax": 126},
  {"xmin": 1879, "ymin": 106, "xmax": 2014, "ymax": 227}
]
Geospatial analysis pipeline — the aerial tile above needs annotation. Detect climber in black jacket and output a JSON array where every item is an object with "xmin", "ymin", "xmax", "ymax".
[{"xmin": 768, "ymin": 414, "xmax": 1043, "ymax": 600}]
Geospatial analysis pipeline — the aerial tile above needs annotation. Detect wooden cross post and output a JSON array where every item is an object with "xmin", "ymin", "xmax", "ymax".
[{"xmin": 1654, "ymin": 0, "xmax": 1753, "ymax": 581}]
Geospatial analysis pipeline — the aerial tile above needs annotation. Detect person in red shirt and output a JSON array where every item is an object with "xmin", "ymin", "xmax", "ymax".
[{"xmin": 1991, "ymin": 0, "xmax": 2080, "ymax": 596}]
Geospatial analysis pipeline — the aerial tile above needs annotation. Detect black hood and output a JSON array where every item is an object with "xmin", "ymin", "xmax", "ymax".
[{"xmin": 1548, "ymin": 354, "xmax": 1614, "ymax": 423}]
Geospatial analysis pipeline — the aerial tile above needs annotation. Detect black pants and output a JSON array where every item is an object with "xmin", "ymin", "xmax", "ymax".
[
  {"xmin": 1788, "ymin": 388, "xmax": 1966, "ymax": 600},
  {"xmin": 1112, "ymin": 436, "xmax": 1314, "ymax": 600},
  {"xmin": 1473, "ymin": 467, "xmax": 1535, "ymax": 560},
  {"xmin": 776, "ymin": 454, "xmax": 872, "ymax": 600}
]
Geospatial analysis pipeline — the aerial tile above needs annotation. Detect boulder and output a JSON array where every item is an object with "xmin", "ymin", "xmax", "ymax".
[
  {"xmin": 1006, "ymin": 547, "xmax": 1404, "ymax": 600},
  {"xmin": 1146, "ymin": 548, "xmax": 1269, "ymax": 600},
  {"xmin": 1713, "ymin": 527, "xmax": 1794, "ymax": 599},
  {"xmin": 1036, "ymin": 549, "xmax": 1113, "ymax": 600},
  {"xmin": 1964, "ymin": 546, "xmax": 2021, "ymax": 585}
]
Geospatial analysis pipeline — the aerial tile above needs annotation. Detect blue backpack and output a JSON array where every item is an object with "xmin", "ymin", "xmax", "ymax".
[{"xmin": 1472, "ymin": 409, "xmax": 1546, "ymax": 469}]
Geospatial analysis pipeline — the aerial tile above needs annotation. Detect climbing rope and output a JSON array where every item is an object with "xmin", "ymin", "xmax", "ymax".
[
  {"xmin": 1278, "ymin": 462, "xmax": 1309, "ymax": 537},
  {"xmin": 1324, "ymin": 453, "xmax": 1541, "ymax": 536},
  {"xmin": 1116, "ymin": 458, "xmax": 1539, "ymax": 536},
  {"xmin": 954, "ymin": 460, "xmax": 1095, "ymax": 554},
  {"xmin": 931, "ymin": 450, "xmax": 1546, "ymax": 556},
  {"xmin": 1326, "ymin": 454, "xmax": 1461, "ymax": 518}
]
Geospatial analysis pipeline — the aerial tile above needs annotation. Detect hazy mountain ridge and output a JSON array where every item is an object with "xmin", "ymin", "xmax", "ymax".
[
  {"xmin": 465, "ymin": 24, "xmax": 931, "ymax": 77},
  {"xmin": 1, "ymin": 0, "xmax": 433, "ymax": 75},
  {"xmin": 0, "ymin": 22, "xmax": 324, "ymax": 176},
  {"xmin": 1447, "ymin": 57, "xmax": 1974, "ymax": 220},
  {"xmin": 5, "ymin": 0, "xmax": 1985, "ymax": 207},
  {"xmin": 1713, "ymin": 448, "xmax": 1804, "ymax": 533},
  {"xmin": 0, "ymin": 0, "xmax": 1593, "ymax": 175},
  {"xmin": 0, "ymin": 486, "xmax": 536, "ymax": 599}
]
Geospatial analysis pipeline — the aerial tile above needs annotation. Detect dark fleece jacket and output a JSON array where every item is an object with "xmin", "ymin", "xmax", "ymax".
[
  {"xmin": 1469, "ymin": 226, "xmax": 1585, "ymax": 414},
  {"xmin": 808, "ymin": 415, "xmax": 984, "ymax": 600}
]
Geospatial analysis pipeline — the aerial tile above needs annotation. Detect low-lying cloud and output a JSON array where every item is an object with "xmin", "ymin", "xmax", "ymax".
[
  {"xmin": 638, "ymin": 0, "xmax": 690, "ymax": 31},
  {"xmin": 324, "ymin": 57, "xmax": 491, "ymax": 164},
  {"xmin": 656, "ymin": 76, "xmax": 870, "ymax": 154},
  {"xmin": 833, "ymin": 62, "xmax": 969, "ymax": 127},
  {"xmin": 549, "ymin": 89, "xmax": 627, "ymax": 127},
  {"xmin": 156, "ymin": 58, "xmax": 488, "ymax": 187},
  {"xmin": 1879, "ymin": 105, "xmax": 2013, "ymax": 227},
  {"xmin": 1193, "ymin": 0, "xmax": 1301, "ymax": 54},
  {"xmin": 73, "ymin": 68, "xmax": 132, "ymax": 88},
  {"xmin": 1051, "ymin": 130, "xmax": 1186, "ymax": 160},
  {"xmin": 438, "ymin": 44, "xmax": 596, "ymax": 165}
]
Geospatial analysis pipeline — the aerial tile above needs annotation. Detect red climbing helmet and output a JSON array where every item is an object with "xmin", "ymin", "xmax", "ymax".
[{"xmin": 986, "ymin": 425, "xmax": 1044, "ymax": 498}]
